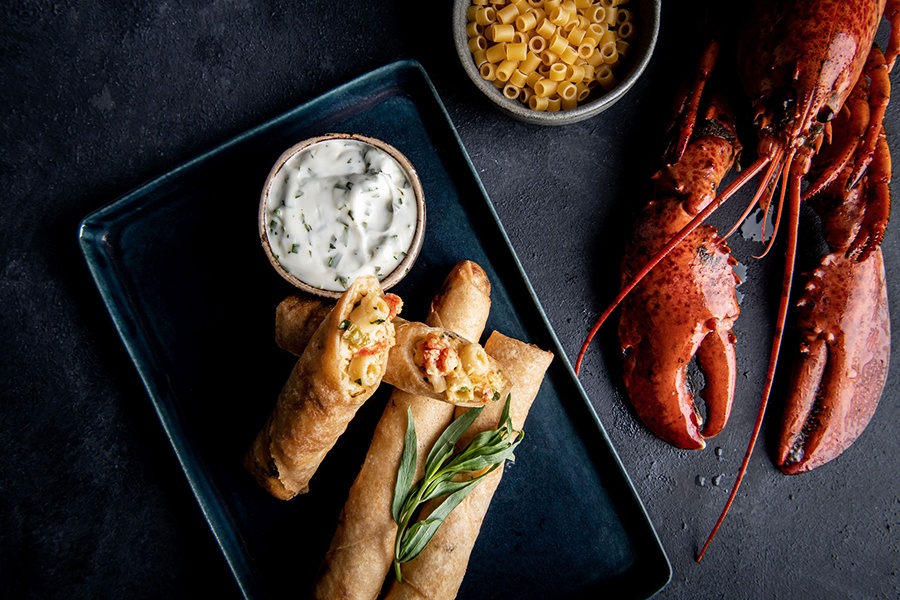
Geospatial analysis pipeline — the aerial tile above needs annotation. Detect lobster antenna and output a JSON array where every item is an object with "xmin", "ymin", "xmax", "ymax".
[
  {"xmin": 754, "ymin": 152, "xmax": 794, "ymax": 259},
  {"xmin": 697, "ymin": 149, "xmax": 803, "ymax": 562},
  {"xmin": 574, "ymin": 154, "xmax": 771, "ymax": 375},
  {"xmin": 724, "ymin": 149, "xmax": 785, "ymax": 240}
]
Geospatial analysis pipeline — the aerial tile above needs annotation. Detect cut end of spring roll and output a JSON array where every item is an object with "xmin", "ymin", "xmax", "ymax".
[
  {"xmin": 384, "ymin": 320, "xmax": 511, "ymax": 408},
  {"xmin": 244, "ymin": 275, "xmax": 402, "ymax": 500}
]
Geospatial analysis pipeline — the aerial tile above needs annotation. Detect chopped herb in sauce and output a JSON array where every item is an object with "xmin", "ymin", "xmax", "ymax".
[{"xmin": 264, "ymin": 138, "xmax": 418, "ymax": 291}]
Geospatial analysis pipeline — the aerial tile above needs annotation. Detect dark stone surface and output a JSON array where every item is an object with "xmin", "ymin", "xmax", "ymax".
[{"xmin": 2, "ymin": 1, "xmax": 898, "ymax": 598}]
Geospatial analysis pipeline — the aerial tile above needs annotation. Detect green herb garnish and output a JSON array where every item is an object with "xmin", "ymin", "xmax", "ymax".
[{"xmin": 391, "ymin": 395, "xmax": 521, "ymax": 582}]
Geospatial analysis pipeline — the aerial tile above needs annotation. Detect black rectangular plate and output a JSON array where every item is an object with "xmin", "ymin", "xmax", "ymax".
[{"xmin": 78, "ymin": 60, "xmax": 671, "ymax": 599}]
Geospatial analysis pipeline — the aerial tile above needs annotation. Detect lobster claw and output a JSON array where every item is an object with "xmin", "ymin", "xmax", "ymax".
[
  {"xmin": 618, "ymin": 219, "xmax": 740, "ymax": 450},
  {"xmin": 612, "ymin": 87, "xmax": 742, "ymax": 451},
  {"xmin": 777, "ymin": 249, "xmax": 890, "ymax": 474}
]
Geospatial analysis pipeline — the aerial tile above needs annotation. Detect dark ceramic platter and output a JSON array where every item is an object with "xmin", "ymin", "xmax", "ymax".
[{"xmin": 77, "ymin": 60, "xmax": 671, "ymax": 599}]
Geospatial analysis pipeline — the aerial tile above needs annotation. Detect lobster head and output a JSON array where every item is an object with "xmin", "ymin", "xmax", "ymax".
[{"xmin": 737, "ymin": 0, "xmax": 884, "ymax": 161}]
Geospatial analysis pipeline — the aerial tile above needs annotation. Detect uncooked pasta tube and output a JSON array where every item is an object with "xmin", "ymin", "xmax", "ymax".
[
  {"xmin": 312, "ymin": 260, "xmax": 492, "ymax": 600},
  {"xmin": 464, "ymin": 0, "xmax": 638, "ymax": 112},
  {"xmin": 385, "ymin": 330, "xmax": 554, "ymax": 600},
  {"xmin": 243, "ymin": 275, "xmax": 401, "ymax": 500}
]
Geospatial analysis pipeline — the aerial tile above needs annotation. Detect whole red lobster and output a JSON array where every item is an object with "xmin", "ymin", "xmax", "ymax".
[{"xmin": 575, "ymin": 0, "xmax": 899, "ymax": 559}]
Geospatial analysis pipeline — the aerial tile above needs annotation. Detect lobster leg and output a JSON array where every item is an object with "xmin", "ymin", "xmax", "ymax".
[
  {"xmin": 848, "ymin": 48, "xmax": 890, "ymax": 197},
  {"xmin": 666, "ymin": 40, "xmax": 721, "ymax": 164},
  {"xmin": 885, "ymin": 0, "xmax": 900, "ymax": 71},
  {"xmin": 801, "ymin": 79, "xmax": 871, "ymax": 202},
  {"xmin": 849, "ymin": 126, "xmax": 893, "ymax": 260}
]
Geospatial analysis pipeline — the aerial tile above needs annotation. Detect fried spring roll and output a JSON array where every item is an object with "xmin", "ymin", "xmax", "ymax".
[
  {"xmin": 273, "ymin": 298, "xmax": 508, "ymax": 409},
  {"xmin": 312, "ymin": 261, "xmax": 492, "ymax": 600},
  {"xmin": 385, "ymin": 331, "xmax": 553, "ymax": 600},
  {"xmin": 244, "ymin": 275, "xmax": 402, "ymax": 500}
]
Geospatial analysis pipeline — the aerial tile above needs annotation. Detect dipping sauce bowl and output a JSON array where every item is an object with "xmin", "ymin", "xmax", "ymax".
[{"xmin": 259, "ymin": 133, "xmax": 426, "ymax": 298}]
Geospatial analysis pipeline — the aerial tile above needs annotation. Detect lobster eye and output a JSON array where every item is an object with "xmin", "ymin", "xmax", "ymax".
[
  {"xmin": 767, "ymin": 88, "xmax": 797, "ymax": 125},
  {"xmin": 780, "ymin": 88, "xmax": 796, "ymax": 112},
  {"xmin": 817, "ymin": 106, "xmax": 835, "ymax": 123}
]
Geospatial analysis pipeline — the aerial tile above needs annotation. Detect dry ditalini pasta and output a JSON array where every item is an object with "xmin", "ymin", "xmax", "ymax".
[{"xmin": 465, "ymin": 0, "xmax": 636, "ymax": 112}]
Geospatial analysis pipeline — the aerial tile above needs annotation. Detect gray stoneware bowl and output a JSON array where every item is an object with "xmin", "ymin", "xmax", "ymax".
[{"xmin": 453, "ymin": 0, "xmax": 660, "ymax": 125}]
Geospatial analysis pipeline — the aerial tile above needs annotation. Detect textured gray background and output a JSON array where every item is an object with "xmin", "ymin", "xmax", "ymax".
[{"xmin": 2, "ymin": 1, "xmax": 898, "ymax": 598}]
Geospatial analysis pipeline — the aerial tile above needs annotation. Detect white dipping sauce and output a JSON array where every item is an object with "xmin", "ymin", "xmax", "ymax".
[{"xmin": 264, "ymin": 139, "xmax": 418, "ymax": 291}]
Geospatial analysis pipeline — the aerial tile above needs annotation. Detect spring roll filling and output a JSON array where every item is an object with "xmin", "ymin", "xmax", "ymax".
[
  {"xmin": 414, "ymin": 331, "xmax": 506, "ymax": 404},
  {"xmin": 340, "ymin": 291, "xmax": 402, "ymax": 396}
]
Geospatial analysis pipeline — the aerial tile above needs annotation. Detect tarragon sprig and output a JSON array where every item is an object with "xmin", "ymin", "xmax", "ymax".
[{"xmin": 391, "ymin": 395, "xmax": 522, "ymax": 582}]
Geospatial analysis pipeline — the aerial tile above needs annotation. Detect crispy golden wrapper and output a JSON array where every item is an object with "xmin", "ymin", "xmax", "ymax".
[
  {"xmin": 274, "ymin": 294, "xmax": 333, "ymax": 356},
  {"xmin": 244, "ymin": 275, "xmax": 399, "ymax": 500},
  {"xmin": 274, "ymin": 293, "xmax": 508, "ymax": 409}
]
